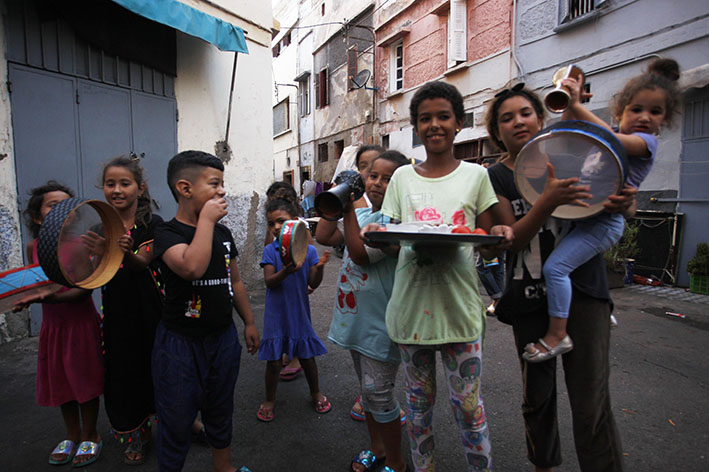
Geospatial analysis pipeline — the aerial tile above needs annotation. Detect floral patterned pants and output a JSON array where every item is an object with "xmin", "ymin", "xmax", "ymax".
[{"xmin": 399, "ymin": 340, "xmax": 492, "ymax": 472}]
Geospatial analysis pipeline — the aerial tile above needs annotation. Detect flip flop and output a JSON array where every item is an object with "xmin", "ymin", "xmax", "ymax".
[
  {"xmin": 257, "ymin": 404, "xmax": 275, "ymax": 422},
  {"xmin": 314, "ymin": 395, "xmax": 332, "ymax": 414},
  {"xmin": 351, "ymin": 449, "xmax": 384, "ymax": 471},
  {"xmin": 123, "ymin": 438, "xmax": 150, "ymax": 466},
  {"xmin": 72, "ymin": 440, "xmax": 102, "ymax": 468},
  {"xmin": 280, "ymin": 366, "xmax": 303, "ymax": 381},
  {"xmin": 523, "ymin": 335, "xmax": 574, "ymax": 363},
  {"xmin": 350, "ymin": 396, "xmax": 366, "ymax": 421},
  {"xmin": 48, "ymin": 439, "xmax": 76, "ymax": 465}
]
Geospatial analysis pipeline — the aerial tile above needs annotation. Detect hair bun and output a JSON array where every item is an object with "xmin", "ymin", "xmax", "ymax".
[{"xmin": 648, "ymin": 58, "xmax": 680, "ymax": 82}]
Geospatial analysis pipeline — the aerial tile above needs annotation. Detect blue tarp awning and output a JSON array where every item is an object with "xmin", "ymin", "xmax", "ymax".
[{"xmin": 111, "ymin": 0, "xmax": 249, "ymax": 54}]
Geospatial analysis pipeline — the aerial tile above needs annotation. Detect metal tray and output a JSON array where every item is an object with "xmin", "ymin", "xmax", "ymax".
[{"xmin": 364, "ymin": 231, "xmax": 503, "ymax": 246}]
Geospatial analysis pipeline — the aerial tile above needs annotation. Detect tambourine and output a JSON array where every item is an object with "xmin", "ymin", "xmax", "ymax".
[
  {"xmin": 37, "ymin": 198, "xmax": 125, "ymax": 288},
  {"xmin": 278, "ymin": 219, "xmax": 309, "ymax": 267},
  {"xmin": 0, "ymin": 264, "xmax": 60, "ymax": 313},
  {"xmin": 514, "ymin": 120, "xmax": 628, "ymax": 220}
]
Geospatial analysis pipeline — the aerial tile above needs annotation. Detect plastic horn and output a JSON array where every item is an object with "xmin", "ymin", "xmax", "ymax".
[
  {"xmin": 314, "ymin": 170, "xmax": 365, "ymax": 221},
  {"xmin": 544, "ymin": 65, "xmax": 584, "ymax": 113}
]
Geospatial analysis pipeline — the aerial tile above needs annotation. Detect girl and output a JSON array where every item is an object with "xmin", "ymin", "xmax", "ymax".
[
  {"xmin": 316, "ymin": 150, "xmax": 410, "ymax": 472},
  {"xmin": 353, "ymin": 145, "xmax": 384, "ymax": 210},
  {"xmin": 257, "ymin": 198, "xmax": 330, "ymax": 422},
  {"xmin": 19, "ymin": 181, "xmax": 104, "ymax": 467},
  {"xmin": 99, "ymin": 156, "xmax": 163, "ymax": 464},
  {"xmin": 524, "ymin": 58, "xmax": 681, "ymax": 362},
  {"xmin": 484, "ymin": 84, "xmax": 636, "ymax": 471},
  {"xmin": 361, "ymin": 81, "xmax": 513, "ymax": 472}
]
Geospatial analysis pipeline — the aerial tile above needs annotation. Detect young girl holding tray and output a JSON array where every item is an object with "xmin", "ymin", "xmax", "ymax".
[{"xmin": 361, "ymin": 81, "xmax": 513, "ymax": 472}]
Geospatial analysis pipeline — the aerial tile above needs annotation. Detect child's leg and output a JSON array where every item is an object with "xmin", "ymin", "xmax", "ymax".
[
  {"xmin": 202, "ymin": 324, "xmax": 242, "ymax": 472},
  {"xmin": 152, "ymin": 324, "xmax": 202, "ymax": 472},
  {"xmin": 399, "ymin": 344, "xmax": 437, "ymax": 472},
  {"xmin": 258, "ymin": 360, "xmax": 281, "ymax": 419},
  {"xmin": 300, "ymin": 357, "xmax": 327, "ymax": 404},
  {"xmin": 72, "ymin": 397, "xmax": 102, "ymax": 465},
  {"xmin": 441, "ymin": 341, "xmax": 491, "ymax": 472},
  {"xmin": 541, "ymin": 215, "xmax": 624, "ymax": 347},
  {"xmin": 51, "ymin": 401, "xmax": 80, "ymax": 462},
  {"xmin": 356, "ymin": 353, "xmax": 405, "ymax": 472}
]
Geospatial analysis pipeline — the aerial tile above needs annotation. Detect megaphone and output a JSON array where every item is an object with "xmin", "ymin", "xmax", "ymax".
[
  {"xmin": 544, "ymin": 65, "xmax": 584, "ymax": 113},
  {"xmin": 314, "ymin": 170, "xmax": 365, "ymax": 221}
]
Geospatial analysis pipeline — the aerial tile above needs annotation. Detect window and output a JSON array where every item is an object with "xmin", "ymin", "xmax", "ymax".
[
  {"xmin": 390, "ymin": 40, "xmax": 403, "ymax": 93},
  {"xmin": 382, "ymin": 134, "xmax": 390, "ymax": 149},
  {"xmin": 300, "ymin": 77, "xmax": 310, "ymax": 116},
  {"xmin": 334, "ymin": 140, "xmax": 344, "ymax": 159},
  {"xmin": 454, "ymin": 138, "xmax": 502, "ymax": 163},
  {"xmin": 448, "ymin": 0, "xmax": 467, "ymax": 68},
  {"xmin": 315, "ymin": 67, "xmax": 329, "ymax": 108},
  {"xmin": 559, "ymin": 0, "xmax": 608, "ymax": 25},
  {"xmin": 347, "ymin": 45, "xmax": 358, "ymax": 91},
  {"xmin": 272, "ymin": 99, "xmax": 289, "ymax": 136},
  {"xmin": 582, "ymin": 82, "xmax": 591, "ymax": 104},
  {"xmin": 318, "ymin": 142, "xmax": 329, "ymax": 162},
  {"xmin": 282, "ymin": 170, "xmax": 294, "ymax": 186}
]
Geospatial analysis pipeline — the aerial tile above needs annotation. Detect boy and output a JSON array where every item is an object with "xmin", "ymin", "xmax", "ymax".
[{"xmin": 153, "ymin": 150, "xmax": 259, "ymax": 472}]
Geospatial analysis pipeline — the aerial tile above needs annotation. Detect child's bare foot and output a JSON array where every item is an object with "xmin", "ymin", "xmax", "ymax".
[
  {"xmin": 312, "ymin": 392, "xmax": 332, "ymax": 414},
  {"xmin": 257, "ymin": 401, "xmax": 275, "ymax": 422},
  {"xmin": 72, "ymin": 433, "xmax": 102, "ymax": 466}
]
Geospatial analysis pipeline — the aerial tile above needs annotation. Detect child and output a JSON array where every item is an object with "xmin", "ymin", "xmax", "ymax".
[
  {"xmin": 18, "ymin": 181, "xmax": 104, "ymax": 467},
  {"xmin": 524, "ymin": 58, "xmax": 681, "ymax": 362},
  {"xmin": 353, "ymin": 145, "xmax": 384, "ymax": 209},
  {"xmin": 361, "ymin": 81, "xmax": 513, "ymax": 472},
  {"xmin": 256, "ymin": 198, "xmax": 330, "ymax": 422},
  {"xmin": 98, "ymin": 156, "xmax": 162, "ymax": 464},
  {"xmin": 316, "ymin": 150, "xmax": 410, "ymax": 472},
  {"xmin": 152, "ymin": 150, "xmax": 259, "ymax": 472}
]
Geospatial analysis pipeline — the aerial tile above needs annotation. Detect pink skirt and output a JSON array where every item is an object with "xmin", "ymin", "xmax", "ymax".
[{"xmin": 36, "ymin": 294, "xmax": 104, "ymax": 407}]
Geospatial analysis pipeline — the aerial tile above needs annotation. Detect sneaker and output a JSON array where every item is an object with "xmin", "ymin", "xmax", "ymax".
[{"xmin": 610, "ymin": 314, "xmax": 618, "ymax": 328}]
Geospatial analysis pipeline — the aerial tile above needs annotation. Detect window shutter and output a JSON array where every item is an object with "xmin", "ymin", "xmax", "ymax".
[
  {"xmin": 449, "ymin": 0, "xmax": 467, "ymax": 66},
  {"xmin": 558, "ymin": 0, "xmax": 570, "ymax": 24},
  {"xmin": 322, "ymin": 68, "xmax": 329, "ymax": 106},
  {"xmin": 314, "ymin": 70, "xmax": 320, "ymax": 109},
  {"xmin": 347, "ymin": 46, "xmax": 358, "ymax": 90}
]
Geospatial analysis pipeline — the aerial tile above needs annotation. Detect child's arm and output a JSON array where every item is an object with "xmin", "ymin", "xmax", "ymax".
[
  {"xmin": 561, "ymin": 76, "xmax": 651, "ymax": 157},
  {"xmin": 263, "ymin": 261, "xmax": 301, "ymax": 288},
  {"xmin": 476, "ymin": 204, "xmax": 515, "ymax": 258},
  {"xmin": 121, "ymin": 236, "xmax": 157, "ymax": 271},
  {"xmin": 230, "ymin": 259, "xmax": 259, "ymax": 355},
  {"xmin": 314, "ymin": 216, "xmax": 344, "ymax": 247},
  {"xmin": 162, "ymin": 198, "xmax": 226, "ymax": 280},
  {"xmin": 308, "ymin": 250, "xmax": 330, "ymax": 289},
  {"xmin": 359, "ymin": 223, "xmax": 401, "ymax": 257},
  {"xmin": 342, "ymin": 207, "xmax": 370, "ymax": 265}
]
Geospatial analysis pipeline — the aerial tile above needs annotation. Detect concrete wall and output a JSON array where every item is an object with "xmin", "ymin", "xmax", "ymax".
[{"xmin": 0, "ymin": 1, "xmax": 28, "ymax": 343}]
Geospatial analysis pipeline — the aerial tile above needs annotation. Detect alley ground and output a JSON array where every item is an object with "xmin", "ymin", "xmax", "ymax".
[{"xmin": 1, "ymin": 243, "xmax": 707, "ymax": 471}]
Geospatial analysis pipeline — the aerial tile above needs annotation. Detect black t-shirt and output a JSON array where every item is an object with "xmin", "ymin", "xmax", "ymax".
[
  {"xmin": 487, "ymin": 162, "xmax": 609, "ymax": 322},
  {"xmin": 154, "ymin": 218, "xmax": 238, "ymax": 337}
]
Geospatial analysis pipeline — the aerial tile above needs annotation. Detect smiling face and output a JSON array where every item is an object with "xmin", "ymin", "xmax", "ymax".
[
  {"xmin": 617, "ymin": 88, "xmax": 667, "ymax": 136},
  {"xmin": 495, "ymin": 95, "xmax": 543, "ymax": 157},
  {"xmin": 366, "ymin": 158, "xmax": 398, "ymax": 212},
  {"xmin": 414, "ymin": 97, "xmax": 462, "ymax": 157},
  {"xmin": 267, "ymin": 209, "xmax": 293, "ymax": 241},
  {"xmin": 190, "ymin": 167, "xmax": 226, "ymax": 212},
  {"xmin": 36, "ymin": 190, "xmax": 71, "ymax": 224},
  {"xmin": 103, "ymin": 166, "xmax": 142, "ymax": 213}
]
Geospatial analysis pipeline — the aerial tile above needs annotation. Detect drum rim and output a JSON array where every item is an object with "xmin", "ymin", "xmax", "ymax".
[
  {"xmin": 278, "ymin": 219, "xmax": 307, "ymax": 266},
  {"xmin": 0, "ymin": 264, "xmax": 52, "ymax": 300},
  {"xmin": 514, "ymin": 121, "xmax": 626, "ymax": 220}
]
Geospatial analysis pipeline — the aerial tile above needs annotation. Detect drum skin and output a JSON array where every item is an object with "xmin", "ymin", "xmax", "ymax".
[
  {"xmin": 279, "ymin": 220, "xmax": 309, "ymax": 267},
  {"xmin": 514, "ymin": 120, "xmax": 628, "ymax": 220},
  {"xmin": 37, "ymin": 198, "xmax": 124, "ymax": 288}
]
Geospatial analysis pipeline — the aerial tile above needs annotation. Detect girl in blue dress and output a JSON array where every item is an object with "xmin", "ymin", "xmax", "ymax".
[{"xmin": 257, "ymin": 198, "xmax": 330, "ymax": 422}]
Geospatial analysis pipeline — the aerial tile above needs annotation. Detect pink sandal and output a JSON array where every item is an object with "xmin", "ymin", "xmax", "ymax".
[{"xmin": 314, "ymin": 395, "xmax": 332, "ymax": 414}]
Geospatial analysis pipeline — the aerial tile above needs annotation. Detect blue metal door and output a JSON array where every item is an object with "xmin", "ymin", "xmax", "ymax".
[{"xmin": 678, "ymin": 85, "xmax": 709, "ymax": 286}]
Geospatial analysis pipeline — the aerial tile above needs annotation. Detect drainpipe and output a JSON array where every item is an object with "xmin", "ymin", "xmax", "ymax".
[
  {"xmin": 511, "ymin": 0, "xmax": 525, "ymax": 80},
  {"xmin": 276, "ymin": 83, "xmax": 301, "ymax": 187}
]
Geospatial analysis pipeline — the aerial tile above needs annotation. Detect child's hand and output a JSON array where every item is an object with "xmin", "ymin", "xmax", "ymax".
[
  {"xmin": 200, "ymin": 196, "xmax": 228, "ymax": 223},
  {"xmin": 604, "ymin": 184, "xmax": 637, "ymax": 214},
  {"xmin": 118, "ymin": 232, "xmax": 134, "ymax": 254},
  {"xmin": 317, "ymin": 250, "xmax": 331, "ymax": 267},
  {"xmin": 490, "ymin": 225, "xmax": 514, "ymax": 251},
  {"xmin": 542, "ymin": 163, "xmax": 592, "ymax": 208},
  {"xmin": 284, "ymin": 261, "xmax": 302, "ymax": 274},
  {"xmin": 360, "ymin": 223, "xmax": 391, "ymax": 249},
  {"xmin": 243, "ymin": 323, "xmax": 260, "ymax": 355},
  {"xmin": 80, "ymin": 231, "xmax": 105, "ymax": 256}
]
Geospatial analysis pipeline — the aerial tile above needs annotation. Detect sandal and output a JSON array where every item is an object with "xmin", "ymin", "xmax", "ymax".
[
  {"xmin": 522, "ymin": 335, "xmax": 573, "ymax": 363},
  {"xmin": 257, "ymin": 403, "xmax": 275, "ymax": 422},
  {"xmin": 48, "ymin": 439, "xmax": 76, "ymax": 465},
  {"xmin": 351, "ymin": 449, "xmax": 384, "ymax": 471},
  {"xmin": 280, "ymin": 365, "xmax": 303, "ymax": 381},
  {"xmin": 314, "ymin": 395, "xmax": 332, "ymax": 414},
  {"xmin": 350, "ymin": 396, "xmax": 366, "ymax": 421},
  {"xmin": 72, "ymin": 440, "xmax": 102, "ymax": 468},
  {"xmin": 123, "ymin": 438, "xmax": 149, "ymax": 466}
]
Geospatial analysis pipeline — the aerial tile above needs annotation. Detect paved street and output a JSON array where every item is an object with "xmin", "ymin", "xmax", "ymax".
[{"xmin": 1, "ymin": 244, "xmax": 708, "ymax": 471}]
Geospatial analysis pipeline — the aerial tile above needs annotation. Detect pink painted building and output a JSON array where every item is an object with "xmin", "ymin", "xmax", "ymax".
[{"xmin": 372, "ymin": 0, "xmax": 514, "ymax": 161}]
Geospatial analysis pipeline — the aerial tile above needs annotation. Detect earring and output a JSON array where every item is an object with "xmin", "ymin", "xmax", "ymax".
[{"xmin": 456, "ymin": 128, "xmax": 460, "ymax": 133}]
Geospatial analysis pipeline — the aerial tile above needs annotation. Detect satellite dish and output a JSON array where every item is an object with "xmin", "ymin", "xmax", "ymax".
[{"xmin": 350, "ymin": 69, "xmax": 378, "ymax": 91}]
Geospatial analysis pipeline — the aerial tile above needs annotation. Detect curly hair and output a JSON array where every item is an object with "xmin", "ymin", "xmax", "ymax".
[
  {"xmin": 265, "ymin": 197, "xmax": 298, "ymax": 219},
  {"xmin": 409, "ymin": 81, "xmax": 465, "ymax": 126},
  {"xmin": 612, "ymin": 58, "xmax": 681, "ymax": 128},
  {"xmin": 485, "ymin": 86, "xmax": 545, "ymax": 152},
  {"xmin": 24, "ymin": 181, "xmax": 75, "ymax": 238},
  {"xmin": 102, "ymin": 155, "xmax": 153, "ymax": 228}
]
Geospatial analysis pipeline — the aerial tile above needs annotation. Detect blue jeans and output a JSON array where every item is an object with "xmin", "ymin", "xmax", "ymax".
[
  {"xmin": 152, "ymin": 323, "xmax": 242, "ymax": 472},
  {"xmin": 476, "ymin": 254, "xmax": 505, "ymax": 300},
  {"xmin": 543, "ymin": 213, "xmax": 624, "ymax": 318}
]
